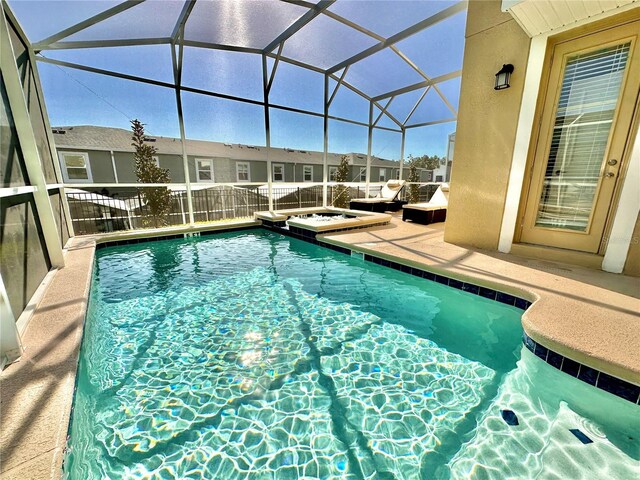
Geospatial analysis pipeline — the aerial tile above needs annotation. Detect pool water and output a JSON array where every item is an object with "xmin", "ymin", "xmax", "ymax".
[{"xmin": 64, "ymin": 229, "xmax": 640, "ymax": 479}]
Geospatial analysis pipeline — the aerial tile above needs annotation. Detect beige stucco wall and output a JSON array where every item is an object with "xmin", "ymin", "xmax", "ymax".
[
  {"xmin": 444, "ymin": 0, "xmax": 531, "ymax": 250},
  {"xmin": 623, "ymin": 213, "xmax": 640, "ymax": 276}
]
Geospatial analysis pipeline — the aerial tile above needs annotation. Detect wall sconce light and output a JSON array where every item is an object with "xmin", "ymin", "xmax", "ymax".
[{"xmin": 494, "ymin": 64, "xmax": 514, "ymax": 90}]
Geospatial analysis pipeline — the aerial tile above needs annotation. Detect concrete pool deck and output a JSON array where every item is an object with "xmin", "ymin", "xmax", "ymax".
[{"xmin": 1, "ymin": 217, "xmax": 638, "ymax": 479}]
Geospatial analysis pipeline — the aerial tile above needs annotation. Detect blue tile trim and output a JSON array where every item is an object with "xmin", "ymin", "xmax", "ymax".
[{"xmin": 522, "ymin": 332, "xmax": 640, "ymax": 404}]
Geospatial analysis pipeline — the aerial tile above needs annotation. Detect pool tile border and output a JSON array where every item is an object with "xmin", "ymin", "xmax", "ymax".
[
  {"xmin": 95, "ymin": 222, "xmax": 639, "ymax": 405},
  {"xmin": 523, "ymin": 332, "xmax": 640, "ymax": 404}
]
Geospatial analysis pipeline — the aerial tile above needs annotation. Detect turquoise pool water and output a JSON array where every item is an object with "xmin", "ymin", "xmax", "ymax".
[{"xmin": 65, "ymin": 229, "xmax": 639, "ymax": 479}]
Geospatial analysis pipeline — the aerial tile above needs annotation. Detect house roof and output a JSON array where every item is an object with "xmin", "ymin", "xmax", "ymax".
[{"xmin": 52, "ymin": 126, "xmax": 399, "ymax": 167}]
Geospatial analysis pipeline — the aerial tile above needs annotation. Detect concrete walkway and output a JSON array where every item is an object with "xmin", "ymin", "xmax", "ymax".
[{"xmin": 0, "ymin": 238, "xmax": 94, "ymax": 480}]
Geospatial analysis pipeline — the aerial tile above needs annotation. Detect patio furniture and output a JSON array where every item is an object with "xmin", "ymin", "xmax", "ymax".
[
  {"xmin": 349, "ymin": 180, "xmax": 406, "ymax": 212},
  {"xmin": 402, "ymin": 184, "xmax": 449, "ymax": 224}
]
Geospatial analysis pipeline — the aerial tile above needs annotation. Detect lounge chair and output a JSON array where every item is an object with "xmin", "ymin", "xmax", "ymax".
[
  {"xmin": 349, "ymin": 180, "xmax": 406, "ymax": 213},
  {"xmin": 402, "ymin": 184, "xmax": 449, "ymax": 224}
]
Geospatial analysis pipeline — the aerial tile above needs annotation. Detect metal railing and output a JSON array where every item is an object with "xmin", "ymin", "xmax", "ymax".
[{"xmin": 66, "ymin": 182, "xmax": 442, "ymax": 235}]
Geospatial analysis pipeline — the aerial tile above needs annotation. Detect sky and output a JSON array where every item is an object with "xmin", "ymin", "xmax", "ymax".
[{"xmin": 9, "ymin": 0, "xmax": 463, "ymax": 159}]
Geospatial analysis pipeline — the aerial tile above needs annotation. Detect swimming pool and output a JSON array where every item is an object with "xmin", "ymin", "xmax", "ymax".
[{"xmin": 64, "ymin": 229, "xmax": 639, "ymax": 479}]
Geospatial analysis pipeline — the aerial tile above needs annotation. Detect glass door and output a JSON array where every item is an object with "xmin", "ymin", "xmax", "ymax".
[{"xmin": 520, "ymin": 20, "xmax": 640, "ymax": 253}]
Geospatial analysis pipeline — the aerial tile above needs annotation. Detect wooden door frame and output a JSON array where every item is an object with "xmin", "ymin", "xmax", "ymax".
[{"xmin": 515, "ymin": 11, "xmax": 640, "ymax": 255}]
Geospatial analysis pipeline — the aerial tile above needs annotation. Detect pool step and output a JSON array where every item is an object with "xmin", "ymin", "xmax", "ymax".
[{"xmin": 447, "ymin": 351, "xmax": 640, "ymax": 479}]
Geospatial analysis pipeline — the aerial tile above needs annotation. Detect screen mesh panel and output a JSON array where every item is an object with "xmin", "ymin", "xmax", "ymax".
[
  {"xmin": 344, "ymin": 48, "xmax": 424, "ymax": 98},
  {"xmin": 327, "ymin": 0, "xmax": 458, "ymax": 38},
  {"xmin": 184, "ymin": 0, "xmax": 307, "ymax": 49},
  {"xmin": 406, "ymin": 87, "xmax": 454, "ymax": 125},
  {"xmin": 182, "ymin": 47, "xmax": 263, "ymax": 101},
  {"xmin": 269, "ymin": 62, "xmax": 324, "ymax": 113},
  {"xmin": 282, "ymin": 14, "xmax": 378, "ymax": 70},
  {"xmin": 44, "ymin": 45, "xmax": 175, "ymax": 83},
  {"xmin": 66, "ymin": 0, "xmax": 186, "ymax": 41},
  {"xmin": 394, "ymin": 10, "xmax": 466, "ymax": 78}
]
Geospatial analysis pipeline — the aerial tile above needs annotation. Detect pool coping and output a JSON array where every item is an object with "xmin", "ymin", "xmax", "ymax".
[{"xmin": 1, "ymin": 219, "xmax": 638, "ymax": 479}]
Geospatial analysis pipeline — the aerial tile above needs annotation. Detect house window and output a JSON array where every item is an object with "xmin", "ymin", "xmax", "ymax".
[
  {"xmin": 59, "ymin": 151, "xmax": 92, "ymax": 182},
  {"xmin": 152, "ymin": 156, "xmax": 160, "ymax": 167},
  {"xmin": 379, "ymin": 168, "xmax": 386, "ymax": 182},
  {"xmin": 395, "ymin": 170, "xmax": 400, "ymax": 180},
  {"xmin": 196, "ymin": 158, "xmax": 214, "ymax": 182},
  {"xmin": 436, "ymin": 175, "xmax": 444, "ymax": 182},
  {"xmin": 236, "ymin": 162, "xmax": 250, "ymax": 182},
  {"xmin": 329, "ymin": 166, "xmax": 338, "ymax": 181},
  {"xmin": 359, "ymin": 167, "xmax": 366, "ymax": 182},
  {"xmin": 303, "ymin": 165, "xmax": 313, "ymax": 182},
  {"xmin": 273, "ymin": 163, "xmax": 284, "ymax": 182}
]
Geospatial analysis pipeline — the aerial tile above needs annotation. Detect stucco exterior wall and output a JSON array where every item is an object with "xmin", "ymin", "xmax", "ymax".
[
  {"xmin": 623, "ymin": 213, "xmax": 640, "ymax": 276},
  {"xmin": 444, "ymin": 0, "xmax": 531, "ymax": 250}
]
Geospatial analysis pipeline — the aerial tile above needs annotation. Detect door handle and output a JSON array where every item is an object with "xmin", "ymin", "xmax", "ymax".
[{"xmin": 607, "ymin": 159, "xmax": 618, "ymax": 166}]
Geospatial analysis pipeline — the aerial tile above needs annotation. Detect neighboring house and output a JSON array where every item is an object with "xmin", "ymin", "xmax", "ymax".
[
  {"xmin": 445, "ymin": 0, "xmax": 640, "ymax": 275},
  {"xmin": 52, "ymin": 126, "xmax": 401, "ymax": 186},
  {"xmin": 431, "ymin": 132, "xmax": 455, "ymax": 183}
]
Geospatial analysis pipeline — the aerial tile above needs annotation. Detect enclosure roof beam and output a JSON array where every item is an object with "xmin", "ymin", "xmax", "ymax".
[
  {"xmin": 326, "ymin": 1, "xmax": 466, "ymax": 74},
  {"xmin": 371, "ymin": 70, "xmax": 461, "ymax": 102},
  {"xmin": 35, "ymin": 37, "xmax": 172, "ymax": 51},
  {"xmin": 403, "ymin": 87, "xmax": 429, "ymax": 126},
  {"xmin": 34, "ymin": 55, "xmax": 401, "ymax": 133},
  {"xmin": 327, "ymin": 65, "xmax": 349, "ymax": 108},
  {"xmin": 372, "ymin": 97, "xmax": 394, "ymax": 127},
  {"xmin": 266, "ymin": 42, "xmax": 285, "ymax": 94},
  {"xmin": 33, "ymin": 0, "xmax": 144, "ymax": 48},
  {"xmin": 405, "ymin": 118, "xmax": 457, "ymax": 129},
  {"xmin": 263, "ymin": 0, "xmax": 335, "ymax": 54},
  {"xmin": 172, "ymin": 0, "xmax": 197, "ymax": 42},
  {"xmin": 280, "ymin": 0, "xmax": 317, "ymax": 9}
]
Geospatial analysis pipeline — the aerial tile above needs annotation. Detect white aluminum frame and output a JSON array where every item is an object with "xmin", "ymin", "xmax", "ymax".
[
  {"xmin": 58, "ymin": 151, "xmax": 93, "ymax": 183},
  {"xmin": 236, "ymin": 162, "xmax": 251, "ymax": 183},
  {"xmin": 272, "ymin": 163, "xmax": 286, "ymax": 182},
  {"xmin": 195, "ymin": 157, "xmax": 215, "ymax": 182},
  {"xmin": 302, "ymin": 165, "xmax": 313, "ymax": 182}
]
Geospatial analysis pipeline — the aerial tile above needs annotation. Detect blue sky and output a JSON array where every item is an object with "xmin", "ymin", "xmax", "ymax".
[{"xmin": 10, "ymin": 0, "xmax": 462, "ymax": 159}]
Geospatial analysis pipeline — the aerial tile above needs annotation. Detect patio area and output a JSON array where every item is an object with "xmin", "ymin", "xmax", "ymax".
[{"xmin": 2, "ymin": 0, "xmax": 640, "ymax": 478}]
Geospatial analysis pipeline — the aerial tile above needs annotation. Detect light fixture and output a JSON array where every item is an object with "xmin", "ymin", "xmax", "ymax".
[{"xmin": 494, "ymin": 64, "xmax": 514, "ymax": 90}]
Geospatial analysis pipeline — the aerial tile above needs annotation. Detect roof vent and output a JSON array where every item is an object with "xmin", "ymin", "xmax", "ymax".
[
  {"xmin": 52, "ymin": 129, "xmax": 66, "ymax": 134},
  {"xmin": 285, "ymin": 148, "xmax": 295, "ymax": 152},
  {"xmin": 144, "ymin": 137, "xmax": 156, "ymax": 142}
]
